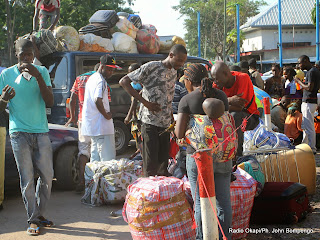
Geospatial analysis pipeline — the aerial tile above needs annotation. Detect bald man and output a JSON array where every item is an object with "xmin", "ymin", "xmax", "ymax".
[{"xmin": 211, "ymin": 61, "xmax": 260, "ymax": 157}]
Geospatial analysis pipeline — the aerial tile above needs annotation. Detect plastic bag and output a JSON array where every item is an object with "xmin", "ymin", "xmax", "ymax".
[
  {"xmin": 113, "ymin": 16, "xmax": 138, "ymax": 39},
  {"xmin": 111, "ymin": 32, "xmax": 138, "ymax": 53},
  {"xmin": 79, "ymin": 33, "xmax": 114, "ymax": 52},
  {"xmin": 54, "ymin": 26, "xmax": 80, "ymax": 51},
  {"xmin": 136, "ymin": 29, "xmax": 160, "ymax": 54}
]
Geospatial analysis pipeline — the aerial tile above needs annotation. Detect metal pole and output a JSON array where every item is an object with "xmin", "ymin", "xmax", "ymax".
[
  {"xmin": 236, "ymin": 4, "xmax": 240, "ymax": 62},
  {"xmin": 223, "ymin": 0, "xmax": 226, "ymax": 62},
  {"xmin": 198, "ymin": 11, "xmax": 201, "ymax": 57},
  {"xmin": 317, "ymin": 0, "xmax": 320, "ymax": 61},
  {"xmin": 278, "ymin": 0, "xmax": 283, "ymax": 67}
]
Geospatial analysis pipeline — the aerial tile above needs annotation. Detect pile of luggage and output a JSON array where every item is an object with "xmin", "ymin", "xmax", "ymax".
[
  {"xmin": 26, "ymin": 10, "xmax": 186, "ymax": 58},
  {"xmin": 81, "ymin": 158, "xmax": 143, "ymax": 206}
]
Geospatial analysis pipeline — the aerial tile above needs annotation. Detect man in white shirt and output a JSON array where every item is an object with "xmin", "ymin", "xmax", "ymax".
[{"xmin": 81, "ymin": 55, "xmax": 120, "ymax": 161}]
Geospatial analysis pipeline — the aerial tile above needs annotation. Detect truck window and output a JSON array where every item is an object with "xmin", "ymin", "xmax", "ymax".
[{"xmin": 47, "ymin": 57, "xmax": 68, "ymax": 89}]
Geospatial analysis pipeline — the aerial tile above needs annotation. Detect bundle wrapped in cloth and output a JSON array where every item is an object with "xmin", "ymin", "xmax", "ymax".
[
  {"xmin": 81, "ymin": 159, "xmax": 142, "ymax": 206},
  {"xmin": 54, "ymin": 26, "xmax": 80, "ymax": 51},
  {"xmin": 123, "ymin": 176, "xmax": 195, "ymax": 240},
  {"xmin": 113, "ymin": 16, "xmax": 138, "ymax": 39}
]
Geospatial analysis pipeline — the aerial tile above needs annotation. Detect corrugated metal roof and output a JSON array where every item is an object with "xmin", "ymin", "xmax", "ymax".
[{"xmin": 242, "ymin": 0, "xmax": 315, "ymax": 29}]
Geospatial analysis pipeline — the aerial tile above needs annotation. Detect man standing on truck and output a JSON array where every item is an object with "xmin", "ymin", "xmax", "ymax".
[
  {"xmin": 81, "ymin": 55, "xmax": 119, "ymax": 162},
  {"xmin": 119, "ymin": 44, "xmax": 188, "ymax": 177},
  {"xmin": 0, "ymin": 38, "xmax": 54, "ymax": 236},
  {"xmin": 65, "ymin": 64, "xmax": 100, "ymax": 193},
  {"xmin": 33, "ymin": 0, "xmax": 60, "ymax": 31}
]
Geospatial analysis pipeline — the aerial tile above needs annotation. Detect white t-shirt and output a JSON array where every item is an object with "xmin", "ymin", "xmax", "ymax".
[{"xmin": 81, "ymin": 72, "xmax": 114, "ymax": 136}]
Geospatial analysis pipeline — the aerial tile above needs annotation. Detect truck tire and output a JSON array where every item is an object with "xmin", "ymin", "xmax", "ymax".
[
  {"xmin": 54, "ymin": 144, "xmax": 79, "ymax": 190},
  {"xmin": 114, "ymin": 120, "xmax": 131, "ymax": 155}
]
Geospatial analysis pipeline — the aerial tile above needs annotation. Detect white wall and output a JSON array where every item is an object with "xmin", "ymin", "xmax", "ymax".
[{"xmin": 242, "ymin": 28, "xmax": 316, "ymax": 51}]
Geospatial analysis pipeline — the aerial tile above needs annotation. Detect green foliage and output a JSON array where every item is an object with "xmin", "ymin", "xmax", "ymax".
[
  {"xmin": 0, "ymin": 0, "xmax": 135, "ymax": 53},
  {"xmin": 312, "ymin": 3, "xmax": 319, "ymax": 27},
  {"xmin": 173, "ymin": 0, "xmax": 266, "ymax": 59}
]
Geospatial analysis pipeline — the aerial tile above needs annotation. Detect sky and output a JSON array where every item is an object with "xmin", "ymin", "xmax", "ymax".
[{"xmin": 125, "ymin": 0, "xmax": 277, "ymax": 38}]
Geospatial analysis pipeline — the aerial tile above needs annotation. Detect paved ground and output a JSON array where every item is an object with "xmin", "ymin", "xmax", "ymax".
[{"xmin": 0, "ymin": 146, "xmax": 319, "ymax": 240}]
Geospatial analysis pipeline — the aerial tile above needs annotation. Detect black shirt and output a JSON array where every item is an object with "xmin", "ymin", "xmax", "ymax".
[
  {"xmin": 303, "ymin": 67, "xmax": 320, "ymax": 104},
  {"xmin": 178, "ymin": 88, "xmax": 229, "ymax": 154}
]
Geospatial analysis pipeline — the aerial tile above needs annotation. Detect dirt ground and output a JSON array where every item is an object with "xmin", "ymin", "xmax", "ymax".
[{"xmin": 0, "ymin": 146, "xmax": 319, "ymax": 240}]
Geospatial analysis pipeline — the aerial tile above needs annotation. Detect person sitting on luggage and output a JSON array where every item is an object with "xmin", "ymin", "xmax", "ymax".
[
  {"xmin": 284, "ymin": 102, "xmax": 303, "ymax": 145},
  {"xmin": 33, "ymin": 0, "xmax": 60, "ymax": 31}
]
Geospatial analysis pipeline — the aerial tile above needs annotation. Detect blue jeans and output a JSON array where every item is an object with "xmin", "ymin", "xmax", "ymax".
[
  {"xmin": 10, "ymin": 132, "xmax": 53, "ymax": 224},
  {"xmin": 186, "ymin": 154, "xmax": 232, "ymax": 240},
  {"xmin": 90, "ymin": 134, "xmax": 116, "ymax": 162}
]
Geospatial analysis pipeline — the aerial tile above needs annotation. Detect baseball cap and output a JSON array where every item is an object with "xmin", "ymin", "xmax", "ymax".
[{"xmin": 100, "ymin": 54, "xmax": 121, "ymax": 69}]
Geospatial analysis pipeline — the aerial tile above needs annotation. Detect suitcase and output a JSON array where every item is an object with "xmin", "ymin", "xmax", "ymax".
[
  {"xmin": 89, "ymin": 10, "xmax": 119, "ymax": 29},
  {"xmin": 128, "ymin": 14, "xmax": 142, "ymax": 29},
  {"xmin": 79, "ymin": 23, "xmax": 112, "ymax": 39},
  {"xmin": 250, "ymin": 182, "xmax": 311, "ymax": 224}
]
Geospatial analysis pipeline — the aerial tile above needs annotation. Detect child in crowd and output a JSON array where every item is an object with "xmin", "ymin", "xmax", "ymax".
[
  {"xmin": 283, "ymin": 66, "xmax": 302, "ymax": 102},
  {"xmin": 284, "ymin": 102, "xmax": 303, "ymax": 145}
]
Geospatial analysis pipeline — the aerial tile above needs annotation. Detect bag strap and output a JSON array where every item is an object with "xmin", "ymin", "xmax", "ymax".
[{"xmin": 243, "ymin": 94, "xmax": 255, "ymax": 112}]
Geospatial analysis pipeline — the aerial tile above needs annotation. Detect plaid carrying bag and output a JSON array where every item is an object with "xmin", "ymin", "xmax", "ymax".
[
  {"xmin": 230, "ymin": 168, "xmax": 257, "ymax": 240},
  {"xmin": 122, "ymin": 176, "xmax": 195, "ymax": 240}
]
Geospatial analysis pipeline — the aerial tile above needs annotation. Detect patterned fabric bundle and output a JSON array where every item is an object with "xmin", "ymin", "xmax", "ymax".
[
  {"xmin": 136, "ymin": 29, "xmax": 160, "ymax": 54},
  {"xmin": 230, "ymin": 168, "xmax": 257, "ymax": 240},
  {"xmin": 186, "ymin": 112, "xmax": 238, "ymax": 163},
  {"xmin": 81, "ymin": 159, "xmax": 142, "ymax": 206},
  {"xmin": 123, "ymin": 176, "xmax": 195, "ymax": 240}
]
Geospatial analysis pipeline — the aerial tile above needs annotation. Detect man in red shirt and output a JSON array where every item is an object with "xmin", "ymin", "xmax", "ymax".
[
  {"xmin": 33, "ymin": 0, "xmax": 60, "ymax": 31},
  {"xmin": 211, "ymin": 61, "xmax": 260, "ymax": 157},
  {"xmin": 65, "ymin": 64, "xmax": 102, "ymax": 192}
]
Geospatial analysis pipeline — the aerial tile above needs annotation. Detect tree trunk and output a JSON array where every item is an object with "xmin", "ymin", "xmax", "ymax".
[{"xmin": 5, "ymin": 0, "xmax": 14, "ymax": 66}]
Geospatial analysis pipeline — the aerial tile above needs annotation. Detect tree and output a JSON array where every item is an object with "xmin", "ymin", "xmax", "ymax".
[
  {"xmin": 173, "ymin": 0, "xmax": 266, "ymax": 60},
  {"xmin": 1, "ymin": 0, "xmax": 135, "ymax": 65},
  {"xmin": 312, "ymin": 3, "xmax": 319, "ymax": 27}
]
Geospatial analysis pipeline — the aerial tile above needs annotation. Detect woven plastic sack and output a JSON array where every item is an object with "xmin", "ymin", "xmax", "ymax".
[
  {"xmin": 136, "ymin": 29, "xmax": 160, "ymax": 54},
  {"xmin": 123, "ymin": 176, "xmax": 196, "ymax": 240},
  {"xmin": 79, "ymin": 34, "xmax": 114, "ymax": 52},
  {"xmin": 111, "ymin": 32, "xmax": 138, "ymax": 53},
  {"xmin": 54, "ymin": 26, "xmax": 80, "ymax": 51},
  {"xmin": 231, "ymin": 168, "xmax": 257, "ymax": 240},
  {"xmin": 244, "ymin": 118, "xmax": 292, "ymax": 151},
  {"xmin": 81, "ymin": 159, "xmax": 142, "ymax": 206},
  {"xmin": 113, "ymin": 16, "xmax": 138, "ymax": 39},
  {"xmin": 140, "ymin": 24, "xmax": 157, "ymax": 34}
]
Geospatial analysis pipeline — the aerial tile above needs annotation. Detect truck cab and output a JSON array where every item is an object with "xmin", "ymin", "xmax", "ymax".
[{"xmin": 41, "ymin": 51, "xmax": 211, "ymax": 154}]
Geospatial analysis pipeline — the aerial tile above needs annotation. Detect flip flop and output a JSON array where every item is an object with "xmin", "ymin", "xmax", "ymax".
[
  {"xmin": 39, "ymin": 219, "xmax": 55, "ymax": 227},
  {"xmin": 27, "ymin": 226, "xmax": 40, "ymax": 236}
]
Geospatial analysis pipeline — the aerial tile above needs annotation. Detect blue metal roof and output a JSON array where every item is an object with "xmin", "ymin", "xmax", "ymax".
[{"xmin": 242, "ymin": 0, "xmax": 315, "ymax": 29}]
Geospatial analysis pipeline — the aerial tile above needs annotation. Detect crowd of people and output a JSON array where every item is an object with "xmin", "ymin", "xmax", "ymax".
[{"xmin": 1, "ymin": 5, "xmax": 320, "ymax": 236}]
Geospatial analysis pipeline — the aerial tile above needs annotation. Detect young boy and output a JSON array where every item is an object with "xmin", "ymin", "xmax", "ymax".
[{"xmin": 33, "ymin": 0, "xmax": 60, "ymax": 31}]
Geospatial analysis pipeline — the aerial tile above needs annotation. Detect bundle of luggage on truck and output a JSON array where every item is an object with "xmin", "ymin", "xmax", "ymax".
[{"xmin": 24, "ymin": 10, "xmax": 186, "ymax": 58}]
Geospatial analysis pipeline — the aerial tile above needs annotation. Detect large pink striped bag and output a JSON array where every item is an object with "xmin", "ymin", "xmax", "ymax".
[{"xmin": 122, "ymin": 176, "xmax": 195, "ymax": 240}]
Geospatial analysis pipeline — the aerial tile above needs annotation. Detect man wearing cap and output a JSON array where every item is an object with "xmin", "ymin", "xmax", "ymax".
[
  {"xmin": 81, "ymin": 55, "xmax": 120, "ymax": 161},
  {"xmin": 120, "ymin": 44, "xmax": 188, "ymax": 177}
]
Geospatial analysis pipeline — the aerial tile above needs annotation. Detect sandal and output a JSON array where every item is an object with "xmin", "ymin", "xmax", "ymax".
[
  {"xmin": 38, "ymin": 216, "xmax": 55, "ymax": 227},
  {"xmin": 27, "ymin": 224, "xmax": 40, "ymax": 236}
]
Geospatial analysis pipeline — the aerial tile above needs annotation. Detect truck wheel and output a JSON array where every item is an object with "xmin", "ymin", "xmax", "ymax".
[
  {"xmin": 114, "ymin": 120, "xmax": 131, "ymax": 155},
  {"xmin": 54, "ymin": 145, "xmax": 79, "ymax": 190}
]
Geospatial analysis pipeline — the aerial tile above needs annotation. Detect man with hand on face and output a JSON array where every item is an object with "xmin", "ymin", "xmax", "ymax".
[
  {"xmin": 120, "ymin": 44, "xmax": 188, "ymax": 177},
  {"xmin": 0, "ymin": 38, "xmax": 54, "ymax": 236},
  {"xmin": 211, "ymin": 61, "xmax": 260, "ymax": 158},
  {"xmin": 81, "ymin": 55, "xmax": 120, "ymax": 162}
]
